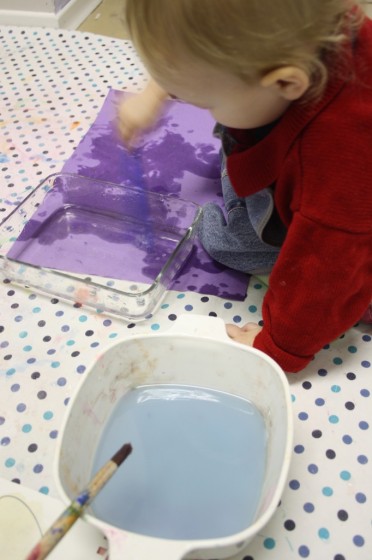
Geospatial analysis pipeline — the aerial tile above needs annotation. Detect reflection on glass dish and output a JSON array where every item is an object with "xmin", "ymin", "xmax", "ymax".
[{"xmin": 0, "ymin": 173, "xmax": 201, "ymax": 320}]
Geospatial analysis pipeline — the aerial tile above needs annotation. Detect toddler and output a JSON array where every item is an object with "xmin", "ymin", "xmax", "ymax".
[{"xmin": 119, "ymin": 0, "xmax": 372, "ymax": 372}]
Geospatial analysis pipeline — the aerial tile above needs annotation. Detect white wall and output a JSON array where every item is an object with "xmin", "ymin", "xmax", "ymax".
[
  {"xmin": 54, "ymin": 0, "xmax": 71, "ymax": 13},
  {"xmin": 0, "ymin": 1, "xmax": 77, "ymax": 12},
  {"xmin": 0, "ymin": 1, "xmax": 54, "ymax": 11},
  {"xmin": 0, "ymin": 0, "xmax": 101, "ymax": 28}
]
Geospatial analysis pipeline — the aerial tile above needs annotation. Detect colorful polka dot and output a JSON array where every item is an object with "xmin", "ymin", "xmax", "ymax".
[
  {"xmin": 340, "ymin": 470, "xmax": 351, "ymax": 481},
  {"xmin": 298, "ymin": 545, "xmax": 310, "ymax": 557},
  {"xmin": 353, "ymin": 535, "xmax": 365, "ymax": 547},
  {"xmin": 318, "ymin": 528, "xmax": 330, "ymax": 540},
  {"xmin": 22, "ymin": 424, "xmax": 32, "ymax": 433},
  {"xmin": 263, "ymin": 538, "xmax": 276, "ymax": 549},
  {"xmin": 355, "ymin": 492, "xmax": 366, "ymax": 503}
]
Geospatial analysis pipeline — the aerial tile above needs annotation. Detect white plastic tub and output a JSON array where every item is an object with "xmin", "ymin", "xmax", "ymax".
[{"xmin": 55, "ymin": 315, "xmax": 293, "ymax": 559}]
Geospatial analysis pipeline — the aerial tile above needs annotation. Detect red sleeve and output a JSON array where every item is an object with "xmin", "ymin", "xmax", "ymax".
[{"xmin": 253, "ymin": 213, "xmax": 372, "ymax": 372}]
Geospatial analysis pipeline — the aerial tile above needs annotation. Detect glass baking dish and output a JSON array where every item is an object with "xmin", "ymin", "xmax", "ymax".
[{"xmin": 0, "ymin": 173, "xmax": 202, "ymax": 320}]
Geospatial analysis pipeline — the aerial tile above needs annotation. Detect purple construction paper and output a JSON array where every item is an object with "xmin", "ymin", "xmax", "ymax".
[{"xmin": 11, "ymin": 89, "xmax": 249, "ymax": 299}]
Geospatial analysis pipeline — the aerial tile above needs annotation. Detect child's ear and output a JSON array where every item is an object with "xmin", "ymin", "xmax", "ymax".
[{"xmin": 260, "ymin": 66, "xmax": 310, "ymax": 100}]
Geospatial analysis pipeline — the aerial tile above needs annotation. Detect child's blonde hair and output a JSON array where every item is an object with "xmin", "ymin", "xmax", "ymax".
[{"xmin": 125, "ymin": 0, "xmax": 363, "ymax": 100}]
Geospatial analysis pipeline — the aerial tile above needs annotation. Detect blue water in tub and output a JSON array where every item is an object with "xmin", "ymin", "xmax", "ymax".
[{"xmin": 91, "ymin": 384, "xmax": 266, "ymax": 540}]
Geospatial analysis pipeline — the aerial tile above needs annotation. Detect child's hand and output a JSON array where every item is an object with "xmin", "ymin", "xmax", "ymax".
[
  {"xmin": 118, "ymin": 80, "xmax": 167, "ymax": 147},
  {"xmin": 226, "ymin": 322, "xmax": 263, "ymax": 347},
  {"xmin": 118, "ymin": 93, "xmax": 159, "ymax": 146}
]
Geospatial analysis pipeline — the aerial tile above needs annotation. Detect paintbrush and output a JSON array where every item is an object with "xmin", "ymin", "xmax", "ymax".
[
  {"xmin": 25, "ymin": 442, "xmax": 133, "ymax": 560},
  {"xmin": 131, "ymin": 146, "xmax": 155, "ymax": 252}
]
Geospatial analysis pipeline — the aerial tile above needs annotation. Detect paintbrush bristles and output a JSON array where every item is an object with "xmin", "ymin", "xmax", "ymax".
[
  {"xmin": 111, "ymin": 442, "xmax": 133, "ymax": 467},
  {"xmin": 87, "ymin": 443, "xmax": 132, "ymax": 499}
]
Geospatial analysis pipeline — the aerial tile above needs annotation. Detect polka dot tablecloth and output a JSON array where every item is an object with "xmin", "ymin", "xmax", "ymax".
[{"xmin": 0, "ymin": 26, "xmax": 371, "ymax": 560}]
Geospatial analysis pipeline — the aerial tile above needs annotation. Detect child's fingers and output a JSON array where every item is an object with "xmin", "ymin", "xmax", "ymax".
[
  {"xmin": 227, "ymin": 322, "xmax": 259, "ymax": 335},
  {"xmin": 118, "ymin": 119, "xmax": 138, "ymax": 148},
  {"xmin": 226, "ymin": 323, "xmax": 262, "ymax": 347},
  {"xmin": 226, "ymin": 324, "xmax": 243, "ymax": 338}
]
